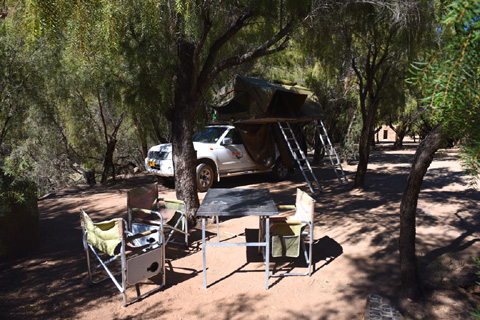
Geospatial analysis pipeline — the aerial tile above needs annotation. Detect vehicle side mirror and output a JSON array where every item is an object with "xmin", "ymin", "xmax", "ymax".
[{"xmin": 222, "ymin": 137, "xmax": 233, "ymax": 145}]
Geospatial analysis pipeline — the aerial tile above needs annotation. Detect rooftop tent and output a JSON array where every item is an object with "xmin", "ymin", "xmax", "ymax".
[
  {"xmin": 213, "ymin": 76, "xmax": 318, "ymax": 122},
  {"xmin": 211, "ymin": 76, "xmax": 322, "ymax": 170},
  {"xmin": 276, "ymin": 83, "xmax": 326, "ymax": 119}
]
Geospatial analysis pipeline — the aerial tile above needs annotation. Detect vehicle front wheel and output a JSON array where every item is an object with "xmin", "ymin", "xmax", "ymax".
[
  {"xmin": 196, "ymin": 163, "xmax": 214, "ymax": 192},
  {"xmin": 272, "ymin": 158, "xmax": 290, "ymax": 181}
]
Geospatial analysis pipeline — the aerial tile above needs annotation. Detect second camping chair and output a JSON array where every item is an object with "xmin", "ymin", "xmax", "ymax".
[
  {"xmin": 80, "ymin": 208, "xmax": 165, "ymax": 307},
  {"xmin": 127, "ymin": 183, "xmax": 189, "ymax": 246},
  {"xmin": 270, "ymin": 188, "xmax": 315, "ymax": 276}
]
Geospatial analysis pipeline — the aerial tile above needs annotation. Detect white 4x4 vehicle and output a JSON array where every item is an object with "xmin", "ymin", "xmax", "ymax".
[{"xmin": 145, "ymin": 125, "xmax": 289, "ymax": 192}]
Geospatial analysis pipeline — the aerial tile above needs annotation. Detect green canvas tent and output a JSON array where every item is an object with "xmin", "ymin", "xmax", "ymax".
[
  {"xmin": 211, "ymin": 76, "xmax": 325, "ymax": 170},
  {"xmin": 212, "ymin": 76, "xmax": 325, "ymax": 122}
]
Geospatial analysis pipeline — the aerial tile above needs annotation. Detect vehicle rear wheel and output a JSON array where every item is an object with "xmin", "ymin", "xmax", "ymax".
[
  {"xmin": 196, "ymin": 163, "xmax": 214, "ymax": 192},
  {"xmin": 272, "ymin": 158, "xmax": 290, "ymax": 181}
]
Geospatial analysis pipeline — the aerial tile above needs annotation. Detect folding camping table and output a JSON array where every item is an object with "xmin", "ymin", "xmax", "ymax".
[{"xmin": 197, "ymin": 188, "xmax": 278, "ymax": 289}]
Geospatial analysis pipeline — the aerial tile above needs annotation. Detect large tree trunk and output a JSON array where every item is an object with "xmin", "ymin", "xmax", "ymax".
[
  {"xmin": 172, "ymin": 40, "xmax": 201, "ymax": 226},
  {"xmin": 399, "ymin": 126, "xmax": 445, "ymax": 299}
]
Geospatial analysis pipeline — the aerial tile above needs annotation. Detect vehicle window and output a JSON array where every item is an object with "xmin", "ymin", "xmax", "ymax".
[
  {"xmin": 225, "ymin": 129, "xmax": 242, "ymax": 144},
  {"xmin": 193, "ymin": 127, "xmax": 227, "ymax": 143}
]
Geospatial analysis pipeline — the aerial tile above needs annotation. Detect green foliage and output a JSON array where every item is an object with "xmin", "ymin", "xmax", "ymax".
[
  {"xmin": 409, "ymin": 0, "xmax": 480, "ymax": 176},
  {"xmin": 301, "ymin": 1, "xmax": 435, "ymax": 153},
  {"xmin": 5, "ymin": 0, "xmax": 177, "ymax": 192},
  {"xmin": 471, "ymin": 256, "xmax": 480, "ymax": 319},
  {"xmin": 0, "ymin": 165, "xmax": 37, "ymax": 208}
]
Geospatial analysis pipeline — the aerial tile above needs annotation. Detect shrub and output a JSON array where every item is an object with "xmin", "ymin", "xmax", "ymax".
[{"xmin": 0, "ymin": 168, "xmax": 39, "ymax": 257}]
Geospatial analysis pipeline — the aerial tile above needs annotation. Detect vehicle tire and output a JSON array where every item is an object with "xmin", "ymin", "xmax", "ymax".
[
  {"xmin": 272, "ymin": 158, "xmax": 290, "ymax": 181},
  {"xmin": 196, "ymin": 163, "xmax": 214, "ymax": 192}
]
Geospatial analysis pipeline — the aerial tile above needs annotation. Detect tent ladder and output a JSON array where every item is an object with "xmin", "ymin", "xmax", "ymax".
[
  {"xmin": 313, "ymin": 119, "xmax": 349, "ymax": 185},
  {"xmin": 277, "ymin": 121, "xmax": 322, "ymax": 193}
]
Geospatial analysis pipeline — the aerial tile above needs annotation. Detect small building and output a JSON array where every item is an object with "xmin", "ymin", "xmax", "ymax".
[{"xmin": 376, "ymin": 125, "xmax": 418, "ymax": 143}]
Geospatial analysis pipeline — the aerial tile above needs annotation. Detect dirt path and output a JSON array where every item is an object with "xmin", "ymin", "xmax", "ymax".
[{"xmin": 1, "ymin": 145, "xmax": 479, "ymax": 319}]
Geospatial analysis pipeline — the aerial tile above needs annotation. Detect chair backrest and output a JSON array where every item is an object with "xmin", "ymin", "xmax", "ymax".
[
  {"xmin": 163, "ymin": 199, "xmax": 186, "ymax": 230},
  {"xmin": 127, "ymin": 184, "xmax": 158, "ymax": 211},
  {"xmin": 293, "ymin": 188, "xmax": 315, "ymax": 223},
  {"xmin": 81, "ymin": 208, "xmax": 123, "ymax": 257}
]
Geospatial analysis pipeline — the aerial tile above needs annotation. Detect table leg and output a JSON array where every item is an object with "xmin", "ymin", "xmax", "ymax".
[
  {"xmin": 202, "ymin": 217, "xmax": 207, "ymax": 289},
  {"xmin": 265, "ymin": 216, "xmax": 270, "ymax": 289}
]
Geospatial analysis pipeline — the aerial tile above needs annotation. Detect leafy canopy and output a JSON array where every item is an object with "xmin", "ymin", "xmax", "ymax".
[{"xmin": 409, "ymin": 0, "xmax": 480, "ymax": 175}]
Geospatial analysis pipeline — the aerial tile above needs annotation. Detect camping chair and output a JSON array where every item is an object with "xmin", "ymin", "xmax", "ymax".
[
  {"xmin": 80, "ymin": 208, "xmax": 165, "ymax": 307},
  {"xmin": 127, "ymin": 183, "xmax": 189, "ymax": 246},
  {"xmin": 269, "ymin": 188, "xmax": 315, "ymax": 276}
]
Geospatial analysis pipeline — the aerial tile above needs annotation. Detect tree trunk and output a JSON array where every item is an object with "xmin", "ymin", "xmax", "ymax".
[
  {"xmin": 391, "ymin": 123, "xmax": 408, "ymax": 149},
  {"xmin": 132, "ymin": 114, "xmax": 148, "ymax": 159},
  {"xmin": 399, "ymin": 126, "xmax": 445, "ymax": 299},
  {"xmin": 100, "ymin": 113, "xmax": 124, "ymax": 184},
  {"xmin": 0, "ymin": 115, "xmax": 12, "ymax": 148},
  {"xmin": 353, "ymin": 99, "xmax": 377, "ymax": 188},
  {"xmin": 344, "ymin": 107, "xmax": 358, "ymax": 146},
  {"xmin": 313, "ymin": 134, "xmax": 324, "ymax": 165},
  {"xmin": 172, "ymin": 40, "xmax": 200, "ymax": 226},
  {"xmin": 101, "ymin": 138, "xmax": 117, "ymax": 183},
  {"xmin": 394, "ymin": 127, "xmax": 407, "ymax": 149},
  {"xmin": 72, "ymin": 163, "xmax": 96, "ymax": 186}
]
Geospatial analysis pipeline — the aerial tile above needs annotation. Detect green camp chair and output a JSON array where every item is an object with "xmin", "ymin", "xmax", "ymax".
[
  {"xmin": 270, "ymin": 188, "xmax": 315, "ymax": 276},
  {"xmin": 80, "ymin": 208, "xmax": 165, "ymax": 307},
  {"xmin": 127, "ymin": 183, "xmax": 189, "ymax": 246}
]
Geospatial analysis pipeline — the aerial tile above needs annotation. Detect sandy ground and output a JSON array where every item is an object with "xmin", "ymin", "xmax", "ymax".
[{"xmin": 1, "ymin": 144, "xmax": 479, "ymax": 319}]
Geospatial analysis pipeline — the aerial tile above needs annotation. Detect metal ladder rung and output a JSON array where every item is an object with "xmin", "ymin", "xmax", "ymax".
[
  {"xmin": 314, "ymin": 119, "xmax": 349, "ymax": 185},
  {"xmin": 277, "ymin": 121, "xmax": 322, "ymax": 193}
]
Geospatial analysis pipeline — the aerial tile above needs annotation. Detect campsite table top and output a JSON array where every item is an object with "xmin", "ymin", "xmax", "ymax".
[
  {"xmin": 196, "ymin": 188, "xmax": 278, "ymax": 217},
  {"xmin": 197, "ymin": 188, "xmax": 278, "ymax": 290}
]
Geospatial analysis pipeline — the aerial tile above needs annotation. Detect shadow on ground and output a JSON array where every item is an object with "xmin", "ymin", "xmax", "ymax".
[{"xmin": 0, "ymin": 146, "xmax": 478, "ymax": 319}]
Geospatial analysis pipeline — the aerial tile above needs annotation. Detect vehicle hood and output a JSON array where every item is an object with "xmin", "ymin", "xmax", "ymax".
[{"xmin": 149, "ymin": 143, "xmax": 172, "ymax": 153}]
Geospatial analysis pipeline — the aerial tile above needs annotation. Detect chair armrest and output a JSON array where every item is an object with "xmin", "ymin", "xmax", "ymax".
[
  {"xmin": 126, "ymin": 229, "xmax": 158, "ymax": 243},
  {"xmin": 162, "ymin": 198, "xmax": 185, "ymax": 212},
  {"xmin": 285, "ymin": 219, "xmax": 313, "ymax": 229},
  {"xmin": 131, "ymin": 208, "xmax": 163, "ymax": 223},
  {"xmin": 132, "ymin": 218, "xmax": 162, "ymax": 227},
  {"xmin": 159, "ymin": 198, "xmax": 184, "ymax": 204},
  {"xmin": 276, "ymin": 205, "xmax": 295, "ymax": 210},
  {"xmin": 273, "ymin": 220, "xmax": 303, "ymax": 226}
]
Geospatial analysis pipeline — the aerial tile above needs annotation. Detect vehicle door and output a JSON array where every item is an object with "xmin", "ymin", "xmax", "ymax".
[{"xmin": 215, "ymin": 128, "xmax": 255, "ymax": 172}]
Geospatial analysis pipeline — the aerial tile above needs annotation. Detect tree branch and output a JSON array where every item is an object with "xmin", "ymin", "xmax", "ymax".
[
  {"xmin": 110, "ymin": 112, "xmax": 124, "ymax": 140},
  {"xmin": 193, "ymin": 2, "xmax": 222, "ymax": 86},
  {"xmin": 196, "ymin": 6, "xmax": 253, "ymax": 91},
  {"xmin": 198, "ymin": 22, "xmax": 292, "ymax": 94},
  {"xmin": 97, "ymin": 91, "xmax": 109, "ymax": 146}
]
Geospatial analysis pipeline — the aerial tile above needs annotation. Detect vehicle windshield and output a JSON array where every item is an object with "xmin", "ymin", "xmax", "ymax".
[{"xmin": 193, "ymin": 127, "xmax": 227, "ymax": 143}]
